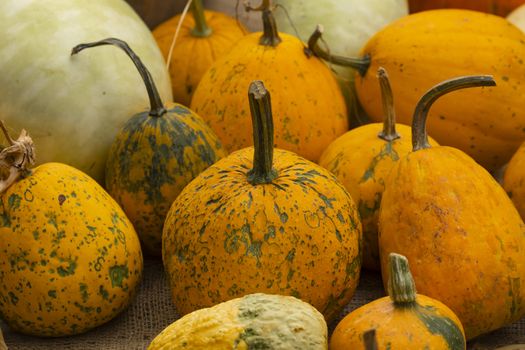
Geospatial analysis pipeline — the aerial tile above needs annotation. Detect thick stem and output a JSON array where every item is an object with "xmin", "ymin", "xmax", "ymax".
[
  {"xmin": 412, "ymin": 76, "xmax": 496, "ymax": 151},
  {"xmin": 245, "ymin": 0, "xmax": 281, "ymax": 47},
  {"xmin": 363, "ymin": 329, "xmax": 378, "ymax": 350},
  {"xmin": 247, "ymin": 81, "xmax": 278, "ymax": 185},
  {"xmin": 377, "ymin": 67, "xmax": 400, "ymax": 142},
  {"xmin": 307, "ymin": 25, "xmax": 370, "ymax": 76},
  {"xmin": 71, "ymin": 38, "xmax": 167, "ymax": 118},
  {"xmin": 191, "ymin": 0, "xmax": 212, "ymax": 37},
  {"xmin": 387, "ymin": 253, "xmax": 417, "ymax": 304}
]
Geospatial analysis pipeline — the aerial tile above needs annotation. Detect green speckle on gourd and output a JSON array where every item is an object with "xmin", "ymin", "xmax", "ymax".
[
  {"xmin": 415, "ymin": 304, "xmax": 465, "ymax": 350},
  {"xmin": 109, "ymin": 265, "xmax": 129, "ymax": 288}
]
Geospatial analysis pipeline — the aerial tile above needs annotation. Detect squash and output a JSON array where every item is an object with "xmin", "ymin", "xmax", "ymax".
[
  {"xmin": 319, "ymin": 67, "xmax": 438, "ymax": 271},
  {"xmin": 0, "ymin": 0, "xmax": 171, "ymax": 184},
  {"xmin": 148, "ymin": 293, "xmax": 327, "ymax": 349},
  {"xmin": 71, "ymin": 38, "xmax": 227, "ymax": 257},
  {"xmin": 152, "ymin": 0, "xmax": 246, "ymax": 106},
  {"xmin": 408, "ymin": 0, "xmax": 525, "ymax": 16},
  {"xmin": 163, "ymin": 81, "xmax": 362, "ymax": 320},
  {"xmin": 0, "ymin": 124, "xmax": 143, "ymax": 337},
  {"xmin": 508, "ymin": 4, "xmax": 525, "ymax": 32},
  {"xmin": 331, "ymin": 253, "xmax": 466, "ymax": 350},
  {"xmin": 309, "ymin": 10, "xmax": 525, "ymax": 172},
  {"xmin": 503, "ymin": 143, "xmax": 525, "ymax": 220},
  {"xmin": 190, "ymin": 0, "xmax": 348, "ymax": 162},
  {"xmin": 378, "ymin": 75, "xmax": 525, "ymax": 339}
]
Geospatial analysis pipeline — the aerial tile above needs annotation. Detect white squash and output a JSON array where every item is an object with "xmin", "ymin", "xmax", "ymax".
[
  {"xmin": 0, "ymin": 0, "xmax": 172, "ymax": 183},
  {"xmin": 508, "ymin": 4, "xmax": 525, "ymax": 32}
]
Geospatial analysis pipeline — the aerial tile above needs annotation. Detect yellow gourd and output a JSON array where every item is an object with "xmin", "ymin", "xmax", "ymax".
[{"xmin": 503, "ymin": 143, "xmax": 525, "ymax": 220}]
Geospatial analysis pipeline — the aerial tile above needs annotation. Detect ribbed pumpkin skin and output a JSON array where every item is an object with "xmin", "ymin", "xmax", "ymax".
[
  {"xmin": 319, "ymin": 123, "xmax": 438, "ymax": 270},
  {"xmin": 153, "ymin": 10, "xmax": 245, "ymax": 106},
  {"xmin": 503, "ymin": 143, "xmax": 525, "ymax": 219},
  {"xmin": 148, "ymin": 293, "xmax": 327, "ymax": 350},
  {"xmin": 163, "ymin": 148, "xmax": 362, "ymax": 320},
  {"xmin": 105, "ymin": 103, "xmax": 226, "ymax": 256},
  {"xmin": 0, "ymin": 163, "xmax": 143, "ymax": 336},
  {"xmin": 379, "ymin": 147, "xmax": 525, "ymax": 339},
  {"xmin": 190, "ymin": 33, "xmax": 348, "ymax": 162},
  {"xmin": 355, "ymin": 10, "xmax": 525, "ymax": 172},
  {"xmin": 331, "ymin": 294, "xmax": 465, "ymax": 349}
]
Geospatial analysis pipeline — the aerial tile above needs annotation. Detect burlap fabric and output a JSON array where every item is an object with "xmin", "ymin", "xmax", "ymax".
[{"xmin": 1, "ymin": 258, "xmax": 523, "ymax": 349}]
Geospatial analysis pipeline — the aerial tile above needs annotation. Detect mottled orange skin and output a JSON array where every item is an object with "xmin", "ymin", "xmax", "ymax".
[
  {"xmin": 504, "ymin": 142, "xmax": 525, "ymax": 219},
  {"xmin": 379, "ymin": 147, "xmax": 525, "ymax": 339},
  {"xmin": 153, "ymin": 10, "xmax": 245, "ymax": 106},
  {"xmin": 0, "ymin": 163, "xmax": 143, "ymax": 336},
  {"xmin": 331, "ymin": 294, "xmax": 465, "ymax": 349},
  {"xmin": 190, "ymin": 32, "xmax": 348, "ymax": 162},
  {"xmin": 409, "ymin": 0, "xmax": 525, "ymax": 16},
  {"xmin": 162, "ymin": 148, "xmax": 362, "ymax": 320},
  {"xmin": 355, "ymin": 10, "xmax": 525, "ymax": 172},
  {"xmin": 319, "ymin": 123, "xmax": 438, "ymax": 271}
]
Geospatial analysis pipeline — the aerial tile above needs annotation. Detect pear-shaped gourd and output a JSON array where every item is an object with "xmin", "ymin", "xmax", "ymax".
[
  {"xmin": 163, "ymin": 81, "xmax": 361, "ymax": 320},
  {"xmin": 319, "ymin": 67, "xmax": 438, "ymax": 271},
  {"xmin": 71, "ymin": 38, "xmax": 227, "ymax": 256},
  {"xmin": 148, "ymin": 293, "xmax": 328, "ymax": 350},
  {"xmin": 379, "ymin": 75, "xmax": 525, "ymax": 339},
  {"xmin": 331, "ymin": 253, "xmax": 465, "ymax": 349},
  {"xmin": 0, "ymin": 123, "xmax": 143, "ymax": 336},
  {"xmin": 152, "ymin": 0, "xmax": 246, "ymax": 106},
  {"xmin": 190, "ymin": 0, "xmax": 348, "ymax": 162}
]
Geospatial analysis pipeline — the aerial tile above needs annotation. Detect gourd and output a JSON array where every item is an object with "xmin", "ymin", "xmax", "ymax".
[
  {"xmin": 319, "ymin": 67, "xmax": 438, "ymax": 271},
  {"xmin": 0, "ymin": 123, "xmax": 143, "ymax": 336},
  {"xmin": 331, "ymin": 253, "xmax": 466, "ymax": 350},
  {"xmin": 71, "ymin": 38, "xmax": 227, "ymax": 257},
  {"xmin": 309, "ymin": 10, "xmax": 525, "ymax": 172},
  {"xmin": 503, "ymin": 143, "xmax": 525, "ymax": 219},
  {"xmin": 378, "ymin": 75, "xmax": 525, "ymax": 339},
  {"xmin": 148, "ymin": 293, "xmax": 328, "ymax": 350},
  {"xmin": 163, "ymin": 81, "xmax": 362, "ymax": 320},
  {"xmin": 152, "ymin": 0, "xmax": 246, "ymax": 106},
  {"xmin": 508, "ymin": 4, "xmax": 525, "ymax": 32},
  {"xmin": 190, "ymin": 0, "xmax": 348, "ymax": 163},
  {"xmin": 408, "ymin": 0, "xmax": 525, "ymax": 16},
  {"xmin": 0, "ymin": 0, "xmax": 171, "ymax": 184}
]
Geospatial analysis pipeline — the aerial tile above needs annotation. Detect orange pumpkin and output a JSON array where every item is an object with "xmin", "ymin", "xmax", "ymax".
[{"xmin": 408, "ymin": 0, "xmax": 525, "ymax": 16}]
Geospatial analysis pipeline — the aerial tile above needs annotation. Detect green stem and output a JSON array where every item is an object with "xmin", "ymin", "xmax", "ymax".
[
  {"xmin": 245, "ymin": 0, "xmax": 281, "ymax": 47},
  {"xmin": 363, "ymin": 329, "xmax": 378, "ymax": 350},
  {"xmin": 412, "ymin": 75, "xmax": 496, "ymax": 152},
  {"xmin": 387, "ymin": 253, "xmax": 417, "ymax": 304},
  {"xmin": 307, "ymin": 25, "xmax": 370, "ymax": 76},
  {"xmin": 377, "ymin": 67, "xmax": 400, "ymax": 142},
  {"xmin": 191, "ymin": 0, "xmax": 212, "ymax": 37},
  {"xmin": 247, "ymin": 81, "xmax": 278, "ymax": 185},
  {"xmin": 71, "ymin": 38, "xmax": 167, "ymax": 118}
]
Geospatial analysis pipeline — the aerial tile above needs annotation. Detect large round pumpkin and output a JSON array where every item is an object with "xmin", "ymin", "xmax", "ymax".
[
  {"xmin": 0, "ymin": 0, "xmax": 171, "ymax": 183},
  {"xmin": 408, "ymin": 0, "xmax": 525, "ymax": 16}
]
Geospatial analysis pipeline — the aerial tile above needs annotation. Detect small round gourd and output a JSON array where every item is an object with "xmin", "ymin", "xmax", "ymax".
[
  {"xmin": 0, "ymin": 124, "xmax": 143, "ymax": 336},
  {"xmin": 319, "ymin": 68, "xmax": 438, "ymax": 270},
  {"xmin": 148, "ymin": 293, "xmax": 328, "ymax": 350},
  {"xmin": 163, "ymin": 81, "xmax": 361, "ymax": 320},
  {"xmin": 331, "ymin": 253, "xmax": 466, "ymax": 350},
  {"xmin": 153, "ymin": 0, "xmax": 246, "ymax": 106},
  {"xmin": 71, "ymin": 38, "xmax": 227, "ymax": 256}
]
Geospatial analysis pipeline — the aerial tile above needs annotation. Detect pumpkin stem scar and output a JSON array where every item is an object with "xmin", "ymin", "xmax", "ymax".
[
  {"xmin": 307, "ymin": 24, "xmax": 370, "ymax": 76},
  {"xmin": 71, "ymin": 38, "xmax": 167, "ymax": 118},
  {"xmin": 387, "ymin": 253, "xmax": 417, "ymax": 304},
  {"xmin": 412, "ymin": 75, "xmax": 495, "ymax": 152},
  {"xmin": 191, "ymin": 0, "xmax": 212, "ymax": 37},
  {"xmin": 247, "ymin": 81, "xmax": 278, "ymax": 185},
  {"xmin": 0, "ymin": 121, "xmax": 35, "ymax": 193},
  {"xmin": 244, "ymin": 0, "xmax": 282, "ymax": 47},
  {"xmin": 377, "ymin": 68, "xmax": 400, "ymax": 142},
  {"xmin": 363, "ymin": 329, "xmax": 378, "ymax": 350}
]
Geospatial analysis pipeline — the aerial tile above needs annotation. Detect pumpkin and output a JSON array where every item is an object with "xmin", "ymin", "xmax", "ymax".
[
  {"xmin": 71, "ymin": 38, "xmax": 227, "ymax": 257},
  {"xmin": 148, "ymin": 293, "xmax": 328, "ymax": 349},
  {"xmin": 0, "ymin": 0, "xmax": 171, "ymax": 183},
  {"xmin": 190, "ymin": 0, "xmax": 348, "ymax": 162},
  {"xmin": 378, "ymin": 75, "xmax": 525, "ymax": 339},
  {"xmin": 163, "ymin": 81, "xmax": 362, "ymax": 320},
  {"xmin": 508, "ymin": 4, "xmax": 525, "ymax": 31},
  {"xmin": 152, "ymin": 0, "xmax": 246, "ymax": 106},
  {"xmin": 331, "ymin": 253, "xmax": 466, "ymax": 349},
  {"xmin": 309, "ymin": 10, "xmax": 525, "ymax": 172},
  {"xmin": 124, "ymin": 0, "xmax": 185, "ymax": 29},
  {"xmin": 319, "ymin": 67, "xmax": 438, "ymax": 271},
  {"xmin": 0, "ymin": 124, "xmax": 143, "ymax": 337},
  {"xmin": 503, "ymin": 143, "xmax": 525, "ymax": 220},
  {"xmin": 273, "ymin": 0, "xmax": 408, "ymax": 126},
  {"xmin": 408, "ymin": 0, "xmax": 525, "ymax": 16}
]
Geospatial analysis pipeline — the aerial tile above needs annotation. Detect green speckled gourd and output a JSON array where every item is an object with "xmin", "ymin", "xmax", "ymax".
[
  {"xmin": 71, "ymin": 38, "xmax": 227, "ymax": 256},
  {"xmin": 0, "ymin": 123, "xmax": 143, "ymax": 337},
  {"xmin": 163, "ymin": 81, "xmax": 362, "ymax": 320}
]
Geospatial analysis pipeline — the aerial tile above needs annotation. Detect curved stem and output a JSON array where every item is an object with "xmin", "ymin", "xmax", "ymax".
[
  {"xmin": 387, "ymin": 253, "xmax": 417, "ymax": 304},
  {"xmin": 412, "ymin": 76, "xmax": 496, "ymax": 151},
  {"xmin": 0, "ymin": 121, "xmax": 35, "ymax": 193},
  {"xmin": 247, "ymin": 81, "xmax": 278, "ymax": 185},
  {"xmin": 307, "ymin": 25, "xmax": 370, "ymax": 76},
  {"xmin": 71, "ymin": 38, "xmax": 167, "ymax": 118},
  {"xmin": 191, "ymin": 0, "xmax": 212, "ymax": 37},
  {"xmin": 245, "ymin": 0, "xmax": 281, "ymax": 47},
  {"xmin": 363, "ymin": 329, "xmax": 378, "ymax": 350},
  {"xmin": 377, "ymin": 67, "xmax": 400, "ymax": 142}
]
